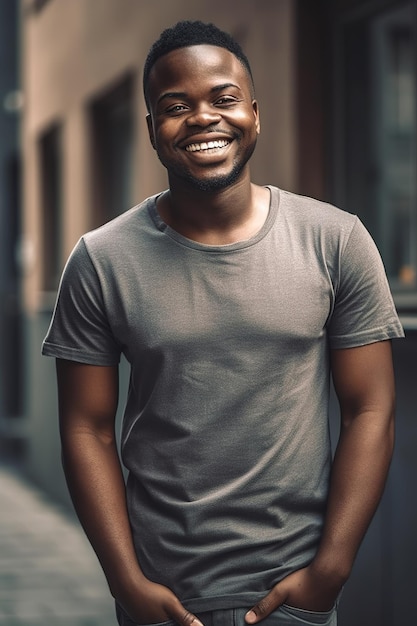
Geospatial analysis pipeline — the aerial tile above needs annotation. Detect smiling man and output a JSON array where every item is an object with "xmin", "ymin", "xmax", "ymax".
[{"xmin": 42, "ymin": 21, "xmax": 404, "ymax": 626}]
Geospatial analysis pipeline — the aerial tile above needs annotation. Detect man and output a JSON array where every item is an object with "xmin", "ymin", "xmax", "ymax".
[{"xmin": 43, "ymin": 20, "xmax": 404, "ymax": 626}]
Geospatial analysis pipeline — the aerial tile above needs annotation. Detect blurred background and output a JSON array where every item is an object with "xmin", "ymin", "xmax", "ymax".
[{"xmin": 0, "ymin": 0, "xmax": 416, "ymax": 624}]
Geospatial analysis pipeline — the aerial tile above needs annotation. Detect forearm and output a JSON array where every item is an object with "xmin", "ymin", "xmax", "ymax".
[
  {"xmin": 55, "ymin": 361, "xmax": 198, "ymax": 626},
  {"xmin": 312, "ymin": 407, "xmax": 394, "ymax": 583},
  {"xmin": 244, "ymin": 410, "xmax": 395, "ymax": 622},
  {"xmin": 61, "ymin": 426, "xmax": 203, "ymax": 625},
  {"xmin": 61, "ymin": 427, "xmax": 145, "ymax": 599},
  {"xmin": 245, "ymin": 343, "xmax": 398, "ymax": 622}
]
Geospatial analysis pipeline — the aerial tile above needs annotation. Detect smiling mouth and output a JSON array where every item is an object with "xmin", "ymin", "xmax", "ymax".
[{"xmin": 185, "ymin": 139, "xmax": 230, "ymax": 152}]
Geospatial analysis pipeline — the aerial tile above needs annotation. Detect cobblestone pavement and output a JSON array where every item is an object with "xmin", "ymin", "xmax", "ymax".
[{"xmin": 0, "ymin": 464, "xmax": 116, "ymax": 625}]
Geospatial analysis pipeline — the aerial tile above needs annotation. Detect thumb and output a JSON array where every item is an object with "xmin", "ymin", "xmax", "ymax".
[{"xmin": 245, "ymin": 588, "xmax": 284, "ymax": 624}]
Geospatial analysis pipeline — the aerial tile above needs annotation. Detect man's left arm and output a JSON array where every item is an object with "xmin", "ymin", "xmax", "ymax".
[{"xmin": 246, "ymin": 340, "xmax": 396, "ymax": 621}]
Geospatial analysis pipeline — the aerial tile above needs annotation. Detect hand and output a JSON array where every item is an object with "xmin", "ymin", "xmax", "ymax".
[
  {"xmin": 245, "ymin": 565, "xmax": 342, "ymax": 623},
  {"xmin": 118, "ymin": 577, "xmax": 204, "ymax": 626}
]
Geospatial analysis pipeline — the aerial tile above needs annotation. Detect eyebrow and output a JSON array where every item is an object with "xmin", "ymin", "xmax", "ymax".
[{"xmin": 157, "ymin": 83, "xmax": 241, "ymax": 106}]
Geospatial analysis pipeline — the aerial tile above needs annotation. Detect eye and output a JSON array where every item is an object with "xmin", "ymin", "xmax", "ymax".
[
  {"xmin": 166, "ymin": 104, "xmax": 188, "ymax": 115},
  {"xmin": 215, "ymin": 96, "xmax": 239, "ymax": 107}
]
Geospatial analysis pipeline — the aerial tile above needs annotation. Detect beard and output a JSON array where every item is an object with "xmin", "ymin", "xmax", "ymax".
[
  {"xmin": 160, "ymin": 137, "xmax": 257, "ymax": 193},
  {"xmin": 178, "ymin": 160, "xmax": 248, "ymax": 192}
]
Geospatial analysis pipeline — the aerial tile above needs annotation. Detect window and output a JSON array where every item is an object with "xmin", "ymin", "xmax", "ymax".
[
  {"xmin": 336, "ymin": 1, "xmax": 417, "ymax": 306},
  {"xmin": 1, "ymin": 154, "xmax": 23, "ymax": 418},
  {"xmin": 371, "ymin": 6, "xmax": 416, "ymax": 292},
  {"xmin": 89, "ymin": 75, "xmax": 134, "ymax": 228},
  {"xmin": 27, "ymin": 0, "xmax": 53, "ymax": 14},
  {"xmin": 38, "ymin": 124, "xmax": 62, "ymax": 292}
]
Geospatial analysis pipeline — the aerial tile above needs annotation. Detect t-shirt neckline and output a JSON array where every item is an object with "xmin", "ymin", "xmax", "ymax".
[{"xmin": 148, "ymin": 186, "xmax": 279, "ymax": 252}]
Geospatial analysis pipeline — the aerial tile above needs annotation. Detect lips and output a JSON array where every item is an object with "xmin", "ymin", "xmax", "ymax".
[{"xmin": 185, "ymin": 139, "xmax": 231, "ymax": 152}]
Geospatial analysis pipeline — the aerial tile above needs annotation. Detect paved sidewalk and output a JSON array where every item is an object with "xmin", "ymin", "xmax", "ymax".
[{"xmin": 0, "ymin": 464, "xmax": 116, "ymax": 625}]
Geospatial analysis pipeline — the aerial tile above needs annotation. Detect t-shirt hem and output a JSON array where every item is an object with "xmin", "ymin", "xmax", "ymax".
[
  {"xmin": 183, "ymin": 592, "xmax": 272, "ymax": 614},
  {"xmin": 42, "ymin": 341, "xmax": 120, "ymax": 366}
]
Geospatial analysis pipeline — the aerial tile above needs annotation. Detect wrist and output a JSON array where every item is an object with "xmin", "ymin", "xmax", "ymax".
[
  {"xmin": 107, "ymin": 566, "xmax": 148, "ymax": 603},
  {"xmin": 309, "ymin": 555, "xmax": 351, "ymax": 589}
]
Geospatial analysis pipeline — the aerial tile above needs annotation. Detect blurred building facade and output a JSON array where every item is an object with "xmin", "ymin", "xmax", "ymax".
[{"xmin": 5, "ymin": 0, "xmax": 416, "ymax": 624}]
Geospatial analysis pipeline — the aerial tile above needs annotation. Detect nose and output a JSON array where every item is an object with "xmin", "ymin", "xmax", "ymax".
[{"xmin": 185, "ymin": 104, "xmax": 222, "ymax": 127}]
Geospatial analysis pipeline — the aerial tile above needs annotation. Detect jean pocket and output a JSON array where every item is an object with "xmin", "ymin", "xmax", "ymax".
[
  {"xmin": 279, "ymin": 604, "xmax": 336, "ymax": 625},
  {"xmin": 120, "ymin": 618, "xmax": 176, "ymax": 626},
  {"xmin": 115, "ymin": 602, "xmax": 177, "ymax": 626},
  {"xmin": 137, "ymin": 621, "xmax": 176, "ymax": 626}
]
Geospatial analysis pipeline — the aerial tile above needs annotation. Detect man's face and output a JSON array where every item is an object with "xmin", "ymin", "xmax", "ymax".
[{"xmin": 146, "ymin": 44, "xmax": 260, "ymax": 192}]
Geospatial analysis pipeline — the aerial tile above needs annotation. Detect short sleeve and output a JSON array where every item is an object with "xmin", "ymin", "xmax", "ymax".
[
  {"xmin": 42, "ymin": 238, "xmax": 122, "ymax": 365},
  {"xmin": 328, "ymin": 218, "xmax": 404, "ymax": 349}
]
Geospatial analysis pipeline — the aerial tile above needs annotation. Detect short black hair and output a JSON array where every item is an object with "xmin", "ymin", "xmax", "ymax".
[{"xmin": 143, "ymin": 20, "xmax": 254, "ymax": 110}]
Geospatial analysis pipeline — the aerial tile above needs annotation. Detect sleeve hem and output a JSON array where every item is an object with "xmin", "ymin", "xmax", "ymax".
[
  {"xmin": 329, "ymin": 324, "xmax": 405, "ymax": 350},
  {"xmin": 41, "ymin": 341, "xmax": 120, "ymax": 366}
]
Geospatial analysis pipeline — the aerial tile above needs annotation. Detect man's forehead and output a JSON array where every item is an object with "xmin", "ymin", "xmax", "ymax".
[
  {"xmin": 148, "ymin": 44, "xmax": 251, "ymax": 98},
  {"xmin": 150, "ymin": 44, "xmax": 244, "ymax": 78}
]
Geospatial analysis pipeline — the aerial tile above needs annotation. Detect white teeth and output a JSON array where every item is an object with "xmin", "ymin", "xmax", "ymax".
[{"xmin": 185, "ymin": 139, "xmax": 230, "ymax": 152}]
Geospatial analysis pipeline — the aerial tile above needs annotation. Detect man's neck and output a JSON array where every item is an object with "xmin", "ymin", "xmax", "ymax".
[{"xmin": 156, "ymin": 179, "xmax": 270, "ymax": 246}]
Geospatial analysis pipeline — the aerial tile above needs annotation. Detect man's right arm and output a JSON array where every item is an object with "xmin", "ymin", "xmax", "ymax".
[{"xmin": 56, "ymin": 358, "xmax": 202, "ymax": 626}]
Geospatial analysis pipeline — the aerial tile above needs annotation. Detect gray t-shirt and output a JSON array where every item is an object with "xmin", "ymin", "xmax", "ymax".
[{"xmin": 42, "ymin": 186, "xmax": 404, "ymax": 613}]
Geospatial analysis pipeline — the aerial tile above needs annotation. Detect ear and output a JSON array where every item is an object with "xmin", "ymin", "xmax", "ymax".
[
  {"xmin": 146, "ymin": 114, "xmax": 156, "ymax": 149},
  {"xmin": 252, "ymin": 100, "xmax": 261, "ymax": 135}
]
